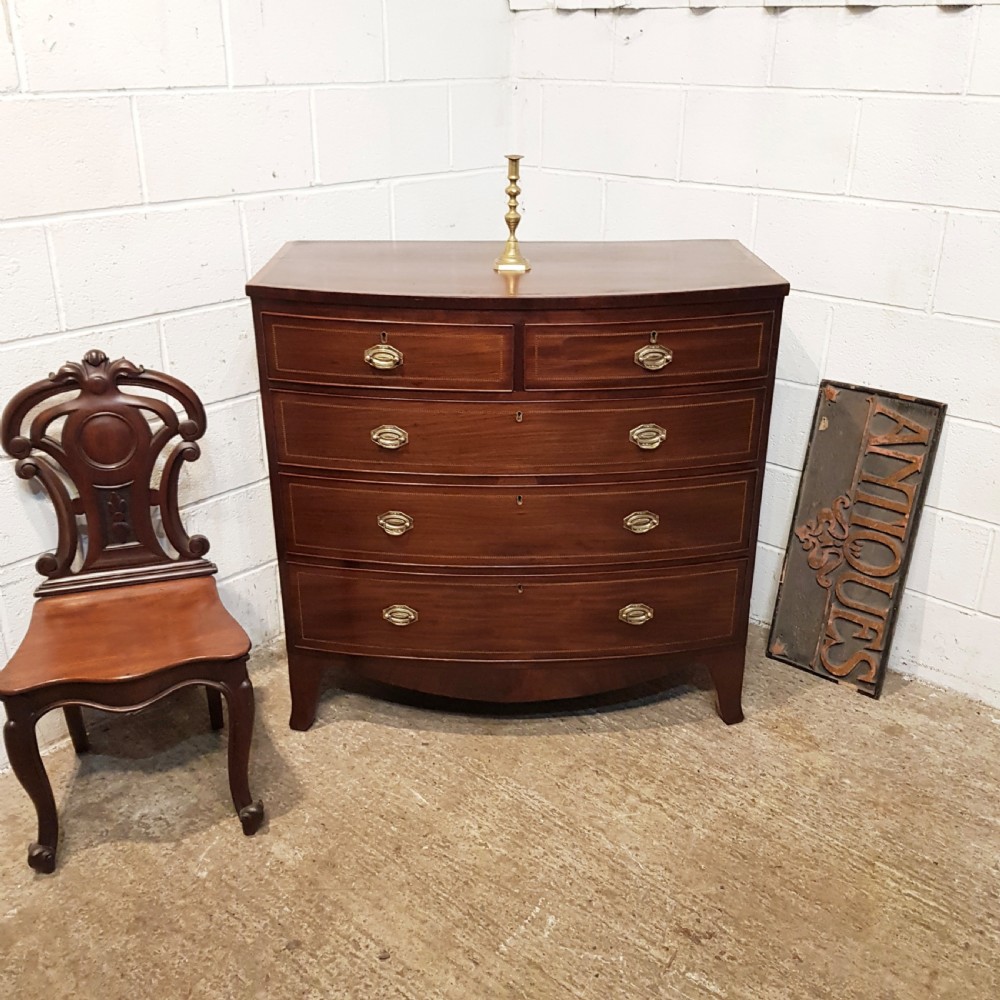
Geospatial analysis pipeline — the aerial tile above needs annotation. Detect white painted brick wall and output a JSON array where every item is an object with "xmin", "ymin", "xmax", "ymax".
[
  {"xmin": 0, "ymin": 0, "xmax": 515, "ymax": 770},
  {"xmin": 314, "ymin": 85, "xmax": 451, "ymax": 184},
  {"xmin": 385, "ymin": 0, "xmax": 512, "ymax": 81},
  {"xmin": 0, "ymin": 24, "xmax": 18, "ymax": 91},
  {"xmin": 542, "ymin": 83, "xmax": 683, "ymax": 176},
  {"xmin": 137, "ymin": 91, "xmax": 314, "ymax": 201},
  {"xmin": 0, "ymin": 98, "xmax": 141, "ymax": 219},
  {"xmin": 241, "ymin": 186, "xmax": 392, "ymax": 274},
  {"xmin": 934, "ymin": 214, "xmax": 1000, "ymax": 323},
  {"xmin": 523, "ymin": 171, "xmax": 605, "ymax": 241},
  {"xmin": 852, "ymin": 98, "xmax": 1000, "ymax": 211},
  {"xmin": 970, "ymin": 7, "xmax": 1000, "ymax": 96},
  {"xmin": 681, "ymin": 90, "xmax": 858, "ymax": 194},
  {"xmin": 226, "ymin": 1, "xmax": 383, "ymax": 85},
  {"xmin": 392, "ymin": 172, "xmax": 501, "ymax": 240},
  {"xmin": 754, "ymin": 195, "xmax": 945, "ymax": 309},
  {"xmin": 451, "ymin": 81, "xmax": 511, "ymax": 172},
  {"xmin": 49, "ymin": 205, "xmax": 247, "ymax": 328},
  {"xmin": 513, "ymin": 9, "xmax": 615, "ymax": 80},
  {"xmin": 0, "ymin": 228, "xmax": 60, "ymax": 335},
  {"xmin": 603, "ymin": 181, "xmax": 755, "ymax": 242},
  {"xmin": 612, "ymin": 9, "xmax": 774, "ymax": 87},
  {"xmin": 770, "ymin": 8, "xmax": 976, "ymax": 94},
  {"xmin": 513, "ymin": 5, "xmax": 1000, "ymax": 708},
  {"xmin": 14, "ymin": 1, "xmax": 227, "ymax": 91}
]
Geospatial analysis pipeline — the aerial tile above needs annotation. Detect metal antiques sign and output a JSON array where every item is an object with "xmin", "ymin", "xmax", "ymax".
[{"xmin": 768, "ymin": 382, "xmax": 945, "ymax": 698}]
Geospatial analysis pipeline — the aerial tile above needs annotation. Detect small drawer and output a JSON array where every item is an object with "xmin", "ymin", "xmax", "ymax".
[
  {"xmin": 280, "ymin": 472, "xmax": 757, "ymax": 567},
  {"xmin": 289, "ymin": 561, "xmax": 747, "ymax": 660},
  {"xmin": 273, "ymin": 389, "xmax": 765, "ymax": 476},
  {"xmin": 261, "ymin": 312, "xmax": 514, "ymax": 391},
  {"xmin": 524, "ymin": 310, "xmax": 773, "ymax": 389}
]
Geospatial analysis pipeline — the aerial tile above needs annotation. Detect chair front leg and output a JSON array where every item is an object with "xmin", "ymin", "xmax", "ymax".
[
  {"xmin": 3, "ymin": 704, "xmax": 59, "ymax": 874},
  {"xmin": 218, "ymin": 666, "xmax": 264, "ymax": 836}
]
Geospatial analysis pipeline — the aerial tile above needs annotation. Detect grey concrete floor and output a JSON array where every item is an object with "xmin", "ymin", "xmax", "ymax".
[{"xmin": 0, "ymin": 626, "xmax": 998, "ymax": 1000}]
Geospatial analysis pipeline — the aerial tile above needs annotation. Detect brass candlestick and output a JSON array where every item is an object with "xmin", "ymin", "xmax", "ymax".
[{"xmin": 493, "ymin": 154, "xmax": 531, "ymax": 274}]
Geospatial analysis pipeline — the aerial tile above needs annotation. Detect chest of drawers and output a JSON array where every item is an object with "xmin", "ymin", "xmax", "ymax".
[{"xmin": 248, "ymin": 241, "xmax": 788, "ymax": 729}]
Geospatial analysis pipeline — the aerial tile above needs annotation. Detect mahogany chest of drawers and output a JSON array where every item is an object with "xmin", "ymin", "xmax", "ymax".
[{"xmin": 248, "ymin": 241, "xmax": 788, "ymax": 729}]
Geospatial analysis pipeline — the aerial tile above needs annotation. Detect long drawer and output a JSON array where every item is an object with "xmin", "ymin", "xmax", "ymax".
[
  {"xmin": 280, "ymin": 472, "xmax": 756, "ymax": 567},
  {"xmin": 288, "ymin": 561, "xmax": 747, "ymax": 660},
  {"xmin": 273, "ymin": 389, "xmax": 765, "ymax": 476},
  {"xmin": 525, "ymin": 310, "xmax": 773, "ymax": 389},
  {"xmin": 261, "ymin": 312, "xmax": 514, "ymax": 391}
]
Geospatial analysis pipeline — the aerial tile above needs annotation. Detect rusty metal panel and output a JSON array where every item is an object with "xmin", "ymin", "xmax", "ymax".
[{"xmin": 767, "ymin": 381, "xmax": 946, "ymax": 698}]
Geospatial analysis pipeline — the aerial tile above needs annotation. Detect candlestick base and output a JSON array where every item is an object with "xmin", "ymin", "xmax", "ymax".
[{"xmin": 494, "ymin": 238, "xmax": 531, "ymax": 274}]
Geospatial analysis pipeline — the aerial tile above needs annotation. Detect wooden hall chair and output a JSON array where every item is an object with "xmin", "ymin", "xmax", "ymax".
[{"xmin": 0, "ymin": 350, "xmax": 264, "ymax": 873}]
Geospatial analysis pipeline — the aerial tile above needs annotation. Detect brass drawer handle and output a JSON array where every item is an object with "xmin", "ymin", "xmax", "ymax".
[
  {"xmin": 365, "ymin": 341, "xmax": 403, "ymax": 370},
  {"xmin": 383, "ymin": 604, "xmax": 418, "ymax": 627},
  {"xmin": 371, "ymin": 424, "xmax": 408, "ymax": 450},
  {"xmin": 624, "ymin": 510, "xmax": 659, "ymax": 534},
  {"xmin": 634, "ymin": 344, "xmax": 673, "ymax": 371},
  {"xmin": 629, "ymin": 423, "xmax": 666, "ymax": 450},
  {"xmin": 619, "ymin": 603, "xmax": 654, "ymax": 626},
  {"xmin": 378, "ymin": 510, "xmax": 413, "ymax": 536}
]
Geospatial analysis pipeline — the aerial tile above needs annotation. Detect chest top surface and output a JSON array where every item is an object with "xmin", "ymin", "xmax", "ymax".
[{"xmin": 246, "ymin": 240, "xmax": 789, "ymax": 310}]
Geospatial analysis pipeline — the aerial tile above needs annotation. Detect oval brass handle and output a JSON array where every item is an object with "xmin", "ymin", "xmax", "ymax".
[
  {"xmin": 634, "ymin": 344, "xmax": 673, "ymax": 371},
  {"xmin": 383, "ymin": 604, "xmax": 418, "ymax": 627},
  {"xmin": 378, "ymin": 510, "xmax": 413, "ymax": 536},
  {"xmin": 371, "ymin": 424, "xmax": 408, "ymax": 450},
  {"xmin": 365, "ymin": 342, "xmax": 403, "ymax": 370},
  {"xmin": 629, "ymin": 423, "xmax": 667, "ymax": 450},
  {"xmin": 624, "ymin": 510, "xmax": 659, "ymax": 534},
  {"xmin": 619, "ymin": 603, "xmax": 654, "ymax": 626}
]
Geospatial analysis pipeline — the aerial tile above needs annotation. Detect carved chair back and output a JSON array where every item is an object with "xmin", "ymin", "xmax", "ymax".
[{"xmin": 1, "ymin": 350, "xmax": 215, "ymax": 596}]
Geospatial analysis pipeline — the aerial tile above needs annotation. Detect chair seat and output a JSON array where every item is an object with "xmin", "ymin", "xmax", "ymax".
[{"xmin": 0, "ymin": 576, "xmax": 251, "ymax": 696}]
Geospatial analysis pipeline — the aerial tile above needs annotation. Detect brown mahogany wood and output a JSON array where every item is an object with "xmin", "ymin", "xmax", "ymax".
[
  {"xmin": 289, "ymin": 562, "xmax": 747, "ymax": 659},
  {"xmin": 524, "ymin": 309, "xmax": 772, "ymax": 389},
  {"xmin": 273, "ymin": 389, "xmax": 766, "ymax": 475},
  {"xmin": 0, "ymin": 353, "xmax": 264, "ymax": 873},
  {"xmin": 248, "ymin": 241, "xmax": 788, "ymax": 729},
  {"xmin": 279, "ymin": 471, "xmax": 756, "ymax": 567},
  {"xmin": 263, "ymin": 312, "xmax": 514, "ymax": 391},
  {"xmin": 247, "ymin": 240, "xmax": 790, "ymax": 309}
]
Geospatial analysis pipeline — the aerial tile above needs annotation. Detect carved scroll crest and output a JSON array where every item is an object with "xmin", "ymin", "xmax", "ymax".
[{"xmin": 0, "ymin": 350, "xmax": 216, "ymax": 596}]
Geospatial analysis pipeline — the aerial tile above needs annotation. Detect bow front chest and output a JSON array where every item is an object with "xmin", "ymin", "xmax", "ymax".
[{"xmin": 248, "ymin": 241, "xmax": 788, "ymax": 729}]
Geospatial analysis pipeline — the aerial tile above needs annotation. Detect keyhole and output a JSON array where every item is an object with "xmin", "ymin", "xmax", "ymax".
[
  {"xmin": 380, "ymin": 330, "xmax": 388, "ymax": 344},
  {"xmin": 649, "ymin": 330, "xmax": 658, "ymax": 344},
  {"xmin": 515, "ymin": 410, "xmax": 523, "ymax": 423},
  {"xmin": 516, "ymin": 495, "xmax": 523, "ymax": 506},
  {"xmin": 516, "ymin": 583, "xmax": 524, "ymax": 595}
]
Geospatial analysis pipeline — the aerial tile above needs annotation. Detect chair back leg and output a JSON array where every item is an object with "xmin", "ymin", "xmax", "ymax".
[
  {"xmin": 63, "ymin": 705, "xmax": 90, "ymax": 753},
  {"xmin": 206, "ymin": 687, "xmax": 225, "ymax": 731}
]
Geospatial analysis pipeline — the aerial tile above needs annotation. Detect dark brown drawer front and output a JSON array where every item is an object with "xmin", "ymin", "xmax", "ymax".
[
  {"xmin": 274, "ymin": 389, "xmax": 764, "ymax": 475},
  {"xmin": 262, "ymin": 312, "xmax": 514, "ymax": 390},
  {"xmin": 525, "ymin": 311, "xmax": 772, "ymax": 389},
  {"xmin": 281, "ymin": 472, "xmax": 756, "ymax": 567},
  {"xmin": 289, "ymin": 561, "xmax": 747, "ymax": 660}
]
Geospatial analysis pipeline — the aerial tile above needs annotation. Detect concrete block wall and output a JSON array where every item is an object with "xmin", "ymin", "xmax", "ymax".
[
  {"xmin": 0, "ymin": 0, "xmax": 513, "ymax": 766},
  {"xmin": 511, "ymin": 5, "xmax": 1000, "ymax": 706}
]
